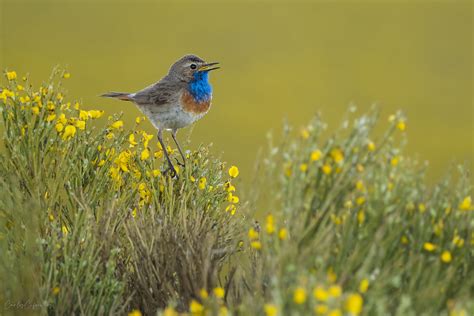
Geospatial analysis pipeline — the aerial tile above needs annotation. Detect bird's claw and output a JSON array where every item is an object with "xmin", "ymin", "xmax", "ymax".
[{"xmin": 174, "ymin": 157, "xmax": 186, "ymax": 167}]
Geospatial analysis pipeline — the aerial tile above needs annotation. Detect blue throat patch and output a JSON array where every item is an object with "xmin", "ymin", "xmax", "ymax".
[{"xmin": 189, "ymin": 71, "xmax": 212, "ymax": 103}]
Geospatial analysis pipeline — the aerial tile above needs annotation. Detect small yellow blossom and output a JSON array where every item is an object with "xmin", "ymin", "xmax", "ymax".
[
  {"xmin": 293, "ymin": 287, "xmax": 307, "ymax": 304},
  {"xmin": 226, "ymin": 204, "xmax": 237, "ymax": 215},
  {"xmin": 128, "ymin": 309, "xmax": 142, "ymax": 316},
  {"xmin": 278, "ymin": 228, "xmax": 288, "ymax": 240},
  {"xmin": 163, "ymin": 307, "xmax": 178, "ymax": 316},
  {"xmin": 313, "ymin": 286, "xmax": 328, "ymax": 301},
  {"xmin": 31, "ymin": 106, "xmax": 40, "ymax": 115},
  {"xmin": 367, "ymin": 141, "xmax": 375, "ymax": 152},
  {"xmin": 198, "ymin": 177, "xmax": 207, "ymax": 190},
  {"xmin": 452, "ymin": 234, "xmax": 464, "ymax": 248},
  {"xmin": 264, "ymin": 304, "xmax": 278, "ymax": 316},
  {"xmin": 397, "ymin": 120, "xmax": 406, "ymax": 131},
  {"xmin": 111, "ymin": 120, "xmax": 124, "ymax": 129},
  {"xmin": 16, "ymin": 84, "xmax": 24, "ymax": 91},
  {"xmin": 330, "ymin": 148, "xmax": 344, "ymax": 163},
  {"xmin": 328, "ymin": 310, "xmax": 342, "ymax": 316},
  {"xmin": 311, "ymin": 149, "xmax": 322, "ymax": 161},
  {"xmin": 314, "ymin": 304, "xmax": 329, "ymax": 315},
  {"xmin": 423, "ymin": 242, "xmax": 436, "ymax": 252},
  {"xmin": 459, "ymin": 196, "xmax": 471, "ymax": 211},
  {"xmin": 6, "ymin": 71, "xmax": 17, "ymax": 80},
  {"xmin": 46, "ymin": 113, "xmax": 56, "ymax": 122},
  {"xmin": 250, "ymin": 241, "xmax": 262, "ymax": 250},
  {"xmin": 199, "ymin": 288, "xmax": 208, "ymax": 299},
  {"xmin": 229, "ymin": 165, "xmax": 239, "ymax": 178},
  {"xmin": 356, "ymin": 196, "xmax": 366, "ymax": 206},
  {"xmin": 328, "ymin": 285, "xmax": 342, "ymax": 297},
  {"xmin": 55, "ymin": 123, "xmax": 64, "ymax": 132},
  {"xmin": 213, "ymin": 287, "xmax": 225, "ymax": 299},
  {"xmin": 228, "ymin": 193, "xmax": 239, "ymax": 204},
  {"xmin": 62, "ymin": 125, "xmax": 77, "ymax": 140},
  {"xmin": 322, "ymin": 164, "xmax": 332, "ymax": 175},
  {"xmin": 79, "ymin": 110, "xmax": 88, "ymax": 120},
  {"xmin": 266, "ymin": 215, "xmax": 275, "ymax": 234},
  {"xmin": 441, "ymin": 250, "xmax": 452, "ymax": 263},
  {"xmin": 88, "ymin": 110, "xmax": 104, "ymax": 119},
  {"xmin": 418, "ymin": 203, "xmax": 426, "ymax": 213},
  {"xmin": 152, "ymin": 169, "xmax": 160, "ymax": 177},
  {"xmin": 135, "ymin": 116, "xmax": 141, "ymax": 124},
  {"xmin": 300, "ymin": 128, "xmax": 310, "ymax": 139},
  {"xmin": 52, "ymin": 286, "xmax": 60, "ymax": 295},
  {"xmin": 189, "ymin": 300, "xmax": 204, "ymax": 315},
  {"xmin": 300, "ymin": 163, "xmax": 308, "ymax": 172},
  {"xmin": 140, "ymin": 148, "xmax": 150, "ymax": 161},
  {"xmin": 63, "ymin": 72, "xmax": 71, "ymax": 79},
  {"xmin": 390, "ymin": 156, "xmax": 399, "ymax": 167},
  {"xmin": 106, "ymin": 132, "xmax": 114, "ymax": 140},
  {"xmin": 142, "ymin": 132, "xmax": 154, "ymax": 147},
  {"xmin": 75, "ymin": 120, "xmax": 86, "ymax": 130},
  {"xmin": 62, "ymin": 225, "xmax": 69, "ymax": 235},
  {"xmin": 248, "ymin": 228, "xmax": 259, "ymax": 240},
  {"xmin": 359, "ymin": 278, "xmax": 369, "ymax": 293},
  {"xmin": 345, "ymin": 293, "xmax": 363, "ymax": 315}
]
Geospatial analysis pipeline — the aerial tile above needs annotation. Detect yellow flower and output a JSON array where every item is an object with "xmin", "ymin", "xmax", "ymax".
[
  {"xmin": 300, "ymin": 163, "xmax": 308, "ymax": 172},
  {"xmin": 328, "ymin": 309, "xmax": 342, "ymax": 316},
  {"xmin": 397, "ymin": 120, "xmax": 406, "ymax": 131},
  {"xmin": 278, "ymin": 228, "xmax": 288, "ymax": 240},
  {"xmin": 441, "ymin": 250, "xmax": 452, "ymax": 263},
  {"xmin": 300, "ymin": 128, "xmax": 310, "ymax": 139},
  {"xmin": 135, "ymin": 116, "xmax": 141, "ymax": 124},
  {"xmin": 152, "ymin": 169, "xmax": 160, "ymax": 177},
  {"xmin": 115, "ymin": 151, "xmax": 131, "ymax": 172},
  {"xmin": 293, "ymin": 287, "xmax": 307, "ymax": 304},
  {"xmin": 266, "ymin": 215, "xmax": 275, "ymax": 234},
  {"xmin": 52, "ymin": 286, "xmax": 60, "ymax": 295},
  {"xmin": 16, "ymin": 84, "xmax": 24, "ymax": 91},
  {"xmin": 55, "ymin": 123, "xmax": 64, "ymax": 132},
  {"xmin": 88, "ymin": 110, "xmax": 104, "ymax": 119},
  {"xmin": 390, "ymin": 156, "xmax": 399, "ymax": 167},
  {"xmin": 198, "ymin": 177, "xmax": 207, "ymax": 190},
  {"xmin": 46, "ymin": 113, "xmax": 56, "ymax": 122},
  {"xmin": 6, "ymin": 71, "xmax": 17, "ymax": 80},
  {"xmin": 311, "ymin": 149, "xmax": 322, "ymax": 161},
  {"xmin": 75, "ymin": 120, "xmax": 86, "ymax": 130},
  {"xmin": 228, "ymin": 193, "xmax": 239, "ymax": 204},
  {"xmin": 264, "ymin": 304, "xmax": 278, "ymax": 316},
  {"xmin": 330, "ymin": 148, "xmax": 344, "ymax": 163},
  {"xmin": 322, "ymin": 164, "xmax": 332, "ymax": 175},
  {"xmin": 345, "ymin": 293, "xmax": 363, "ymax": 315},
  {"xmin": 328, "ymin": 285, "xmax": 342, "ymax": 297},
  {"xmin": 199, "ymin": 288, "xmax": 209, "ymax": 299},
  {"xmin": 367, "ymin": 141, "xmax": 375, "ymax": 152},
  {"xmin": 226, "ymin": 204, "xmax": 236, "ymax": 215},
  {"xmin": 250, "ymin": 241, "xmax": 262, "ymax": 250},
  {"xmin": 128, "ymin": 310, "xmax": 142, "ymax": 316},
  {"xmin": 313, "ymin": 286, "xmax": 328, "ymax": 301},
  {"xmin": 57, "ymin": 113, "xmax": 67, "ymax": 124},
  {"xmin": 228, "ymin": 165, "xmax": 239, "ymax": 178},
  {"xmin": 106, "ymin": 132, "xmax": 114, "ymax": 140},
  {"xmin": 98, "ymin": 160, "xmax": 106, "ymax": 167},
  {"xmin": 313, "ymin": 304, "xmax": 328, "ymax": 315},
  {"xmin": 129, "ymin": 134, "xmax": 138, "ymax": 147},
  {"xmin": 111, "ymin": 120, "xmax": 124, "ymax": 129},
  {"xmin": 142, "ymin": 131, "xmax": 154, "ymax": 147},
  {"xmin": 140, "ymin": 148, "xmax": 150, "ymax": 161},
  {"xmin": 163, "ymin": 307, "xmax": 178, "ymax": 316},
  {"xmin": 62, "ymin": 225, "xmax": 69, "ymax": 235},
  {"xmin": 31, "ymin": 106, "xmax": 40, "ymax": 115},
  {"xmin": 63, "ymin": 72, "xmax": 71, "ymax": 79},
  {"xmin": 459, "ymin": 196, "xmax": 471, "ymax": 211},
  {"xmin": 359, "ymin": 278, "xmax": 369, "ymax": 293},
  {"xmin": 62, "ymin": 125, "xmax": 77, "ymax": 140},
  {"xmin": 248, "ymin": 228, "xmax": 259, "ymax": 240},
  {"xmin": 356, "ymin": 196, "xmax": 365, "ymax": 206},
  {"xmin": 79, "ymin": 110, "xmax": 89, "ymax": 120},
  {"xmin": 418, "ymin": 203, "xmax": 426, "ymax": 213},
  {"xmin": 213, "ymin": 287, "xmax": 225, "ymax": 299},
  {"xmin": 423, "ymin": 242, "xmax": 436, "ymax": 252}
]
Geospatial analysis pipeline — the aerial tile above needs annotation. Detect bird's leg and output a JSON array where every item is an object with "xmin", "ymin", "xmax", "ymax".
[
  {"xmin": 157, "ymin": 130, "xmax": 178, "ymax": 178},
  {"xmin": 171, "ymin": 130, "xmax": 186, "ymax": 167}
]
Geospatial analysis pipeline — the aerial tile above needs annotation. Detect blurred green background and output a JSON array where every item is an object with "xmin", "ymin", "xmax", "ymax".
[{"xmin": 1, "ymin": 0, "xmax": 472, "ymax": 183}]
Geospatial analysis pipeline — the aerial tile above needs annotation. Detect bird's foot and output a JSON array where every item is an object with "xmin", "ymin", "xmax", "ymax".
[
  {"xmin": 163, "ymin": 166, "xmax": 179, "ymax": 179},
  {"xmin": 174, "ymin": 157, "xmax": 186, "ymax": 167}
]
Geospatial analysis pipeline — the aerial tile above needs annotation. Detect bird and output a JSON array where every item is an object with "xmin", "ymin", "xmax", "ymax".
[{"xmin": 101, "ymin": 54, "xmax": 220, "ymax": 178}]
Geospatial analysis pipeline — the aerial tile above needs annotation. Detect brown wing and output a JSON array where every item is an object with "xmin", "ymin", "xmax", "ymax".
[{"xmin": 132, "ymin": 77, "xmax": 184, "ymax": 107}]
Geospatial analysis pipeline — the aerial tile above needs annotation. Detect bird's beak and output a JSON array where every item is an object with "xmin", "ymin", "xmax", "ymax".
[{"xmin": 198, "ymin": 62, "xmax": 220, "ymax": 72}]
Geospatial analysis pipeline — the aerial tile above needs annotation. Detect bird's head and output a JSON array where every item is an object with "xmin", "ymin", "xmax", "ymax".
[{"xmin": 168, "ymin": 54, "xmax": 220, "ymax": 82}]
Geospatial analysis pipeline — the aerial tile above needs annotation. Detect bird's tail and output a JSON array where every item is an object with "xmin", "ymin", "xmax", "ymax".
[{"xmin": 101, "ymin": 92, "xmax": 133, "ymax": 101}]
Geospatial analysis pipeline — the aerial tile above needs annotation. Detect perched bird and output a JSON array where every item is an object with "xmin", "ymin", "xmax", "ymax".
[{"xmin": 101, "ymin": 54, "xmax": 220, "ymax": 177}]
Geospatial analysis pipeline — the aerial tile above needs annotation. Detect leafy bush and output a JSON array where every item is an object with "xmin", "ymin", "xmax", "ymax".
[{"xmin": 0, "ymin": 70, "xmax": 472, "ymax": 316}]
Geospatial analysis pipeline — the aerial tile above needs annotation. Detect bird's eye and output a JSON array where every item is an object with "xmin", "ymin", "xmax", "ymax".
[{"xmin": 190, "ymin": 64, "xmax": 197, "ymax": 70}]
